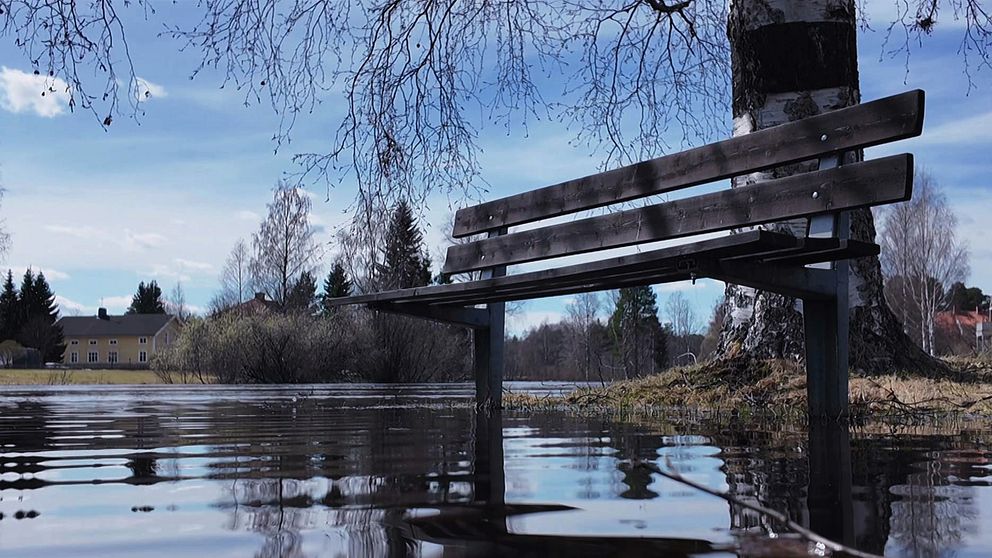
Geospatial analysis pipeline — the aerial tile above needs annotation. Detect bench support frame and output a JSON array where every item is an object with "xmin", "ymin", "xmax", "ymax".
[{"xmin": 803, "ymin": 154, "xmax": 850, "ymax": 419}]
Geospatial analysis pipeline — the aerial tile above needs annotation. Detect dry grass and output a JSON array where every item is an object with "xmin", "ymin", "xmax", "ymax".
[
  {"xmin": 504, "ymin": 358, "xmax": 992, "ymax": 419},
  {"xmin": 0, "ymin": 369, "xmax": 205, "ymax": 385}
]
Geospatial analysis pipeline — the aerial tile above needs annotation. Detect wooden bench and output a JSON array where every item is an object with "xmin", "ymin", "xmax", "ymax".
[{"xmin": 331, "ymin": 90, "xmax": 925, "ymax": 418}]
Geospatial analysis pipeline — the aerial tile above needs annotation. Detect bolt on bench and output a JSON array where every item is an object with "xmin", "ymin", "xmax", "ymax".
[{"xmin": 330, "ymin": 90, "xmax": 925, "ymax": 418}]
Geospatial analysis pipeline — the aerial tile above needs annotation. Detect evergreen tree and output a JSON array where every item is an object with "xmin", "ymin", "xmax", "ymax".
[
  {"xmin": 16, "ymin": 272, "xmax": 65, "ymax": 361},
  {"xmin": 127, "ymin": 281, "xmax": 166, "ymax": 314},
  {"xmin": 949, "ymin": 281, "xmax": 987, "ymax": 312},
  {"xmin": 320, "ymin": 263, "xmax": 352, "ymax": 313},
  {"xmin": 608, "ymin": 286, "xmax": 666, "ymax": 378},
  {"xmin": 17, "ymin": 269, "xmax": 37, "ymax": 326},
  {"xmin": 380, "ymin": 201, "xmax": 432, "ymax": 289},
  {"xmin": 0, "ymin": 270, "xmax": 19, "ymax": 341},
  {"xmin": 286, "ymin": 271, "xmax": 318, "ymax": 313}
]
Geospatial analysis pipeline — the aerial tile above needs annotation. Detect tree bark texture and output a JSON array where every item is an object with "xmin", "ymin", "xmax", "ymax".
[{"xmin": 719, "ymin": 0, "xmax": 933, "ymax": 373}]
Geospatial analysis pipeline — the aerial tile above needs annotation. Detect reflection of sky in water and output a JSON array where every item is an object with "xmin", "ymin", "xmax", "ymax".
[{"xmin": 0, "ymin": 384, "xmax": 990, "ymax": 557}]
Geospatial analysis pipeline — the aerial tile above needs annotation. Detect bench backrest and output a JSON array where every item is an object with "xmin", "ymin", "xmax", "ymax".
[{"xmin": 441, "ymin": 90, "xmax": 924, "ymax": 276}]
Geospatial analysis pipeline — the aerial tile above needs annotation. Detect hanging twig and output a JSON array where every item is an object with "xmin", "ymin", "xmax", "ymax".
[{"xmin": 630, "ymin": 457, "xmax": 883, "ymax": 558}]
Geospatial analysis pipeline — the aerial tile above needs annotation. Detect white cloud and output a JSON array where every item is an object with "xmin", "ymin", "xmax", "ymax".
[
  {"xmin": 144, "ymin": 258, "xmax": 215, "ymax": 284},
  {"xmin": 863, "ymin": 3, "xmax": 970, "ymax": 31},
  {"xmin": 175, "ymin": 258, "xmax": 213, "ymax": 272},
  {"xmin": 507, "ymin": 309, "xmax": 563, "ymax": 335},
  {"xmin": 917, "ymin": 110, "xmax": 992, "ymax": 146},
  {"xmin": 101, "ymin": 296, "xmax": 133, "ymax": 313},
  {"xmin": 948, "ymin": 189, "xmax": 992, "ymax": 288},
  {"xmin": 134, "ymin": 77, "xmax": 168, "ymax": 102},
  {"xmin": 55, "ymin": 294, "xmax": 131, "ymax": 316},
  {"xmin": 9, "ymin": 265, "xmax": 71, "ymax": 282},
  {"xmin": 237, "ymin": 210, "xmax": 261, "ymax": 221},
  {"xmin": 656, "ymin": 279, "xmax": 717, "ymax": 293},
  {"xmin": 0, "ymin": 67, "xmax": 70, "ymax": 117},
  {"xmin": 46, "ymin": 224, "xmax": 169, "ymax": 253},
  {"xmin": 44, "ymin": 224, "xmax": 102, "ymax": 239},
  {"xmin": 55, "ymin": 295, "xmax": 92, "ymax": 316},
  {"xmin": 124, "ymin": 230, "xmax": 168, "ymax": 251}
]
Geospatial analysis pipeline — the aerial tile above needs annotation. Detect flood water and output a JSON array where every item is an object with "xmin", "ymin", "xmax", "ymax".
[{"xmin": 1, "ymin": 384, "xmax": 991, "ymax": 557}]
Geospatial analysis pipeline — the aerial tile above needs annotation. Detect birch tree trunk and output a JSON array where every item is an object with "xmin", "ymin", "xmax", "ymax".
[{"xmin": 719, "ymin": 0, "xmax": 934, "ymax": 373}]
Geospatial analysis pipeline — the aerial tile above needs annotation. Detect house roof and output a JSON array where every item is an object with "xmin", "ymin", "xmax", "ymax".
[
  {"xmin": 935, "ymin": 310, "xmax": 990, "ymax": 330},
  {"xmin": 57, "ymin": 313, "xmax": 175, "ymax": 337},
  {"xmin": 220, "ymin": 292, "xmax": 281, "ymax": 316}
]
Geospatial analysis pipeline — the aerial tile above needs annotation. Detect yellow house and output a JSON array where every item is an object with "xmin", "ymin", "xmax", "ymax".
[{"xmin": 57, "ymin": 308, "xmax": 180, "ymax": 368}]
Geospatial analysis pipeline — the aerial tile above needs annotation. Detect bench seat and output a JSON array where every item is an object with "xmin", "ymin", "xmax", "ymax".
[{"xmin": 329, "ymin": 230, "xmax": 877, "ymax": 313}]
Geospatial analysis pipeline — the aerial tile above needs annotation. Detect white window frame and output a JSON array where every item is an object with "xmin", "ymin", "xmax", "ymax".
[
  {"xmin": 88, "ymin": 339, "xmax": 98, "ymax": 346},
  {"xmin": 70, "ymin": 352, "xmax": 79, "ymax": 364},
  {"xmin": 138, "ymin": 351, "xmax": 147, "ymax": 363},
  {"xmin": 87, "ymin": 351, "xmax": 99, "ymax": 363},
  {"xmin": 108, "ymin": 351, "xmax": 118, "ymax": 364},
  {"xmin": 138, "ymin": 337, "xmax": 147, "ymax": 345},
  {"xmin": 70, "ymin": 340, "xmax": 79, "ymax": 346},
  {"xmin": 109, "ymin": 339, "xmax": 118, "ymax": 346}
]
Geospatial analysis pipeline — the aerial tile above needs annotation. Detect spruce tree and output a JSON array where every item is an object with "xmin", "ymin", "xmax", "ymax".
[
  {"xmin": 127, "ymin": 281, "xmax": 166, "ymax": 314},
  {"xmin": 320, "ymin": 263, "xmax": 352, "ymax": 313},
  {"xmin": 0, "ymin": 270, "xmax": 19, "ymax": 341},
  {"xmin": 380, "ymin": 201, "xmax": 432, "ymax": 289},
  {"xmin": 16, "ymin": 272, "xmax": 65, "ymax": 361},
  {"xmin": 608, "ymin": 286, "xmax": 665, "ymax": 378},
  {"xmin": 17, "ymin": 269, "xmax": 37, "ymax": 326},
  {"xmin": 286, "ymin": 271, "xmax": 318, "ymax": 313}
]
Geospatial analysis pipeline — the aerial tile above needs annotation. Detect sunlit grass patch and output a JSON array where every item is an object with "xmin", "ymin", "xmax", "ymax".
[{"xmin": 0, "ymin": 369, "xmax": 201, "ymax": 385}]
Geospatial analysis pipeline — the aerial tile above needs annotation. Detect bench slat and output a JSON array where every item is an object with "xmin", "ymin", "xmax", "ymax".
[
  {"xmin": 421, "ymin": 240, "xmax": 873, "ymax": 306},
  {"xmin": 442, "ymin": 154, "xmax": 912, "ymax": 274},
  {"xmin": 331, "ymin": 231, "xmax": 875, "ymax": 308},
  {"xmin": 453, "ymin": 89, "xmax": 923, "ymax": 237},
  {"xmin": 333, "ymin": 231, "xmax": 785, "ymax": 306}
]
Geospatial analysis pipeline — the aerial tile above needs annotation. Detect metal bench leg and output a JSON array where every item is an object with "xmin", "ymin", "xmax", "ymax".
[
  {"xmin": 802, "ymin": 261, "xmax": 850, "ymax": 419},
  {"xmin": 474, "ymin": 226, "xmax": 508, "ymax": 410},
  {"xmin": 474, "ymin": 301, "xmax": 505, "ymax": 410}
]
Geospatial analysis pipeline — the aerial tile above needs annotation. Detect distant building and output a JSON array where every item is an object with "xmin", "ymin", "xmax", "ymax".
[
  {"xmin": 935, "ymin": 310, "xmax": 991, "ymax": 355},
  {"xmin": 224, "ymin": 292, "xmax": 281, "ymax": 316},
  {"xmin": 57, "ymin": 308, "xmax": 180, "ymax": 368}
]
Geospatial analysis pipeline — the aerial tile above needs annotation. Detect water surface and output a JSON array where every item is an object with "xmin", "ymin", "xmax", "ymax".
[{"xmin": 1, "ymin": 383, "xmax": 990, "ymax": 557}]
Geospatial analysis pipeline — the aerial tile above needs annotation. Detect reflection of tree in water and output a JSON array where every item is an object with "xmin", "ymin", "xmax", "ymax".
[
  {"xmin": 126, "ymin": 455, "xmax": 159, "ymax": 482},
  {"xmin": 885, "ymin": 448, "xmax": 983, "ymax": 557},
  {"xmin": 255, "ymin": 530, "xmax": 305, "ymax": 558},
  {"xmin": 209, "ymin": 403, "xmax": 483, "ymax": 557},
  {"xmin": 705, "ymin": 425, "xmax": 989, "ymax": 557}
]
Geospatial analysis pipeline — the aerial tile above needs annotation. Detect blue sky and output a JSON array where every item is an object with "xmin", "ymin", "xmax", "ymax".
[{"xmin": 0, "ymin": 4, "xmax": 989, "ymax": 334}]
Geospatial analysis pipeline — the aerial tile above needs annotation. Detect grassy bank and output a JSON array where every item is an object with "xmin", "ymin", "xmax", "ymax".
[
  {"xmin": 0, "ymin": 369, "xmax": 203, "ymax": 385},
  {"xmin": 505, "ymin": 358, "xmax": 992, "ymax": 419}
]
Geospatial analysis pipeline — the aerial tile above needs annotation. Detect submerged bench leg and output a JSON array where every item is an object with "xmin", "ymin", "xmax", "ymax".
[
  {"xmin": 803, "ymin": 267, "xmax": 850, "ymax": 419},
  {"xmin": 474, "ymin": 301, "xmax": 505, "ymax": 409}
]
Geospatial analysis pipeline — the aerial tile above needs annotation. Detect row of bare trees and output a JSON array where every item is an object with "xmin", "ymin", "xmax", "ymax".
[
  {"xmin": 211, "ymin": 182, "xmax": 322, "ymax": 311},
  {"xmin": 506, "ymin": 290, "xmax": 704, "ymax": 382},
  {"xmin": 878, "ymin": 169, "xmax": 973, "ymax": 356},
  {"xmin": 157, "ymin": 191, "xmax": 471, "ymax": 384}
]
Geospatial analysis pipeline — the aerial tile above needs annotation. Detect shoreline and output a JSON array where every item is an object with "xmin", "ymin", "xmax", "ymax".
[{"xmin": 504, "ymin": 358, "xmax": 992, "ymax": 420}]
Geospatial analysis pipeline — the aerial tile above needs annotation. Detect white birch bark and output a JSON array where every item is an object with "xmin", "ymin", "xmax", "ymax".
[{"xmin": 720, "ymin": 0, "xmax": 933, "ymax": 372}]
